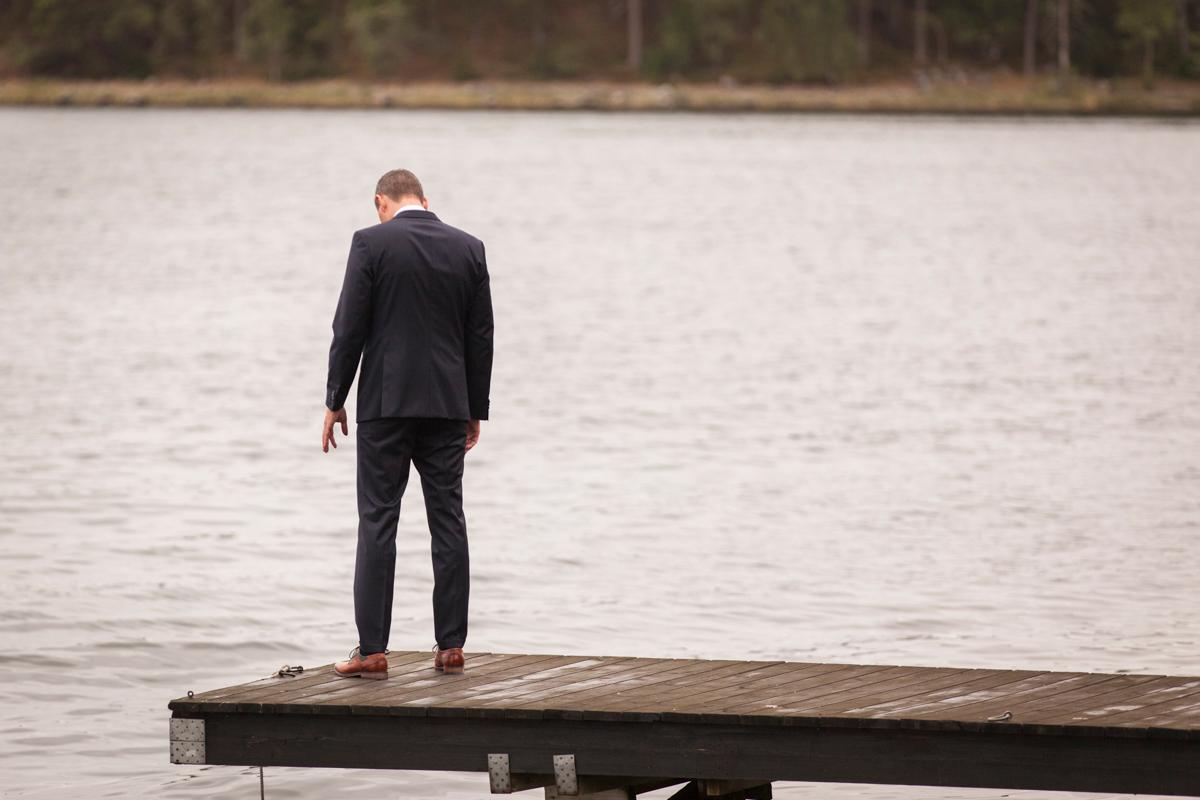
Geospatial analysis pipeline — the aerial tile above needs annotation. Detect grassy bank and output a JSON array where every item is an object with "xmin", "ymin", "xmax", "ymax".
[{"xmin": 3, "ymin": 76, "xmax": 1199, "ymax": 116}]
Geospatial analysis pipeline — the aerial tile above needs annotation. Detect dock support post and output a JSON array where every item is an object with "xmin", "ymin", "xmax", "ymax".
[
  {"xmin": 668, "ymin": 780, "xmax": 773, "ymax": 800},
  {"xmin": 545, "ymin": 778, "xmax": 692, "ymax": 799}
]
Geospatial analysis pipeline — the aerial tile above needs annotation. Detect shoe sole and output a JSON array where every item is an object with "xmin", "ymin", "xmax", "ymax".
[
  {"xmin": 436, "ymin": 664, "xmax": 465, "ymax": 674},
  {"xmin": 335, "ymin": 670, "xmax": 388, "ymax": 680}
]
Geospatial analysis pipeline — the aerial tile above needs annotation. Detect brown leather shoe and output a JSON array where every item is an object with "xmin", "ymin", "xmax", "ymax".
[
  {"xmin": 334, "ymin": 646, "xmax": 388, "ymax": 680},
  {"xmin": 433, "ymin": 644, "xmax": 465, "ymax": 674}
]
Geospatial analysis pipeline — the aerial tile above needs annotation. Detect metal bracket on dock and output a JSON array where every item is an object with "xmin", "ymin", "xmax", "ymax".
[
  {"xmin": 488, "ymin": 753, "xmax": 556, "ymax": 794},
  {"xmin": 169, "ymin": 718, "xmax": 206, "ymax": 765},
  {"xmin": 552, "ymin": 754, "xmax": 578, "ymax": 795},
  {"xmin": 488, "ymin": 753, "xmax": 514, "ymax": 793}
]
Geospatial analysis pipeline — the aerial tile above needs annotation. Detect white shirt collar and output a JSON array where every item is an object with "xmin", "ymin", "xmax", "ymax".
[{"xmin": 393, "ymin": 203, "xmax": 427, "ymax": 217}]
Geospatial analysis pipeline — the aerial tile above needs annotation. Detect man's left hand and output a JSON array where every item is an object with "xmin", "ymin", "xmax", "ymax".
[{"xmin": 322, "ymin": 407, "xmax": 348, "ymax": 453}]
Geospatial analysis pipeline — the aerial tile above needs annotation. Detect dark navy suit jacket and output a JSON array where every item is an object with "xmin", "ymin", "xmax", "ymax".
[{"xmin": 325, "ymin": 208, "xmax": 493, "ymax": 422}]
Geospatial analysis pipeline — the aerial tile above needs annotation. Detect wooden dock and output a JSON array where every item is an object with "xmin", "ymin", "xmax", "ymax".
[{"xmin": 168, "ymin": 651, "xmax": 1200, "ymax": 798}]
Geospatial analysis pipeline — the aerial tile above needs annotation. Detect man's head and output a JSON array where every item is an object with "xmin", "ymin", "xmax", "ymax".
[{"xmin": 374, "ymin": 168, "xmax": 428, "ymax": 222}]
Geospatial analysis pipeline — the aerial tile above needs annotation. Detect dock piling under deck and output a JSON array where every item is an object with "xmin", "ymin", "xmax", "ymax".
[{"xmin": 168, "ymin": 651, "xmax": 1200, "ymax": 797}]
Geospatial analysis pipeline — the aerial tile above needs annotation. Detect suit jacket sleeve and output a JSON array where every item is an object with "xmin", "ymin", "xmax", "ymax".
[
  {"xmin": 465, "ymin": 242, "xmax": 494, "ymax": 420},
  {"xmin": 325, "ymin": 230, "xmax": 373, "ymax": 412}
]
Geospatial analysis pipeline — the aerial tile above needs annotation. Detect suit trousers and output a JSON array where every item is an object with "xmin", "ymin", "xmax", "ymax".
[{"xmin": 354, "ymin": 416, "xmax": 469, "ymax": 655}]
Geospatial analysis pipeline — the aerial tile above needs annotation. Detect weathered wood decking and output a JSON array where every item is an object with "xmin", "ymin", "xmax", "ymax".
[{"xmin": 168, "ymin": 651, "xmax": 1200, "ymax": 798}]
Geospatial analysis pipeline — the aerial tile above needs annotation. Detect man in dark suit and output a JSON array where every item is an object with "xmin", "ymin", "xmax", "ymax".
[{"xmin": 321, "ymin": 168, "xmax": 493, "ymax": 679}]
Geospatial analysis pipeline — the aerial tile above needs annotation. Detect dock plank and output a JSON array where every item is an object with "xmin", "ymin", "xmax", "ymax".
[
  {"xmin": 620, "ymin": 664, "xmax": 927, "ymax": 716},
  {"xmin": 1098, "ymin": 686, "xmax": 1200, "ymax": 727},
  {"xmin": 308, "ymin": 654, "xmax": 579, "ymax": 710},
  {"xmin": 969, "ymin": 674, "xmax": 1166, "ymax": 724},
  {"xmin": 573, "ymin": 661, "xmax": 792, "ymax": 717},
  {"xmin": 713, "ymin": 666, "xmax": 969, "ymax": 715},
  {"xmin": 823, "ymin": 670, "xmax": 1043, "ymax": 718},
  {"xmin": 443, "ymin": 656, "xmax": 659, "ymax": 707},
  {"xmin": 504, "ymin": 658, "xmax": 759, "ymax": 712},
  {"xmin": 226, "ymin": 651, "xmax": 437, "ymax": 707},
  {"xmin": 617, "ymin": 660, "xmax": 836, "ymax": 713},
  {"xmin": 540, "ymin": 662, "xmax": 888, "ymax": 714},
  {"xmin": 650, "ymin": 662, "xmax": 886, "ymax": 710},
  {"xmin": 908, "ymin": 671, "xmax": 1124, "ymax": 721},
  {"xmin": 496, "ymin": 657, "xmax": 717, "ymax": 711},
  {"xmin": 173, "ymin": 651, "xmax": 433, "ymax": 713},
  {"xmin": 751, "ymin": 668, "xmax": 1026, "ymax": 718},
  {"xmin": 329, "ymin": 653, "xmax": 580, "ymax": 711},
  {"xmin": 902, "ymin": 671, "xmax": 1094, "ymax": 718},
  {"xmin": 1033, "ymin": 677, "xmax": 1200, "ymax": 727},
  {"xmin": 1129, "ymin": 702, "xmax": 1200, "ymax": 729},
  {"xmin": 433, "ymin": 656, "xmax": 644, "ymax": 707},
  {"xmin": 394, "ymin": 656, "xmax": 611, "ymax": 708},
  {"xmin": 270, "ymin": 653, "xmax": 518, "ymax": 712}
]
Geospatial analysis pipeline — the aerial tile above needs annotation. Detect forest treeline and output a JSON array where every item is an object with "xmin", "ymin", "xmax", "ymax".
[{"xmin": 0, "ymin": 0, "xmax": 1196, "ymax": 86}]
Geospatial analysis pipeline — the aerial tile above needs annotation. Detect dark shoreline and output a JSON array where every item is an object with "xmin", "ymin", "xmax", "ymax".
[{"xmin": 3, "ymin": 77, "xmax": 1200, "ymax": 117}]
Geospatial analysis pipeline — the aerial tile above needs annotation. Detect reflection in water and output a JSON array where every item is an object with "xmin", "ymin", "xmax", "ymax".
[{"xmin": 0, "ymin": 108, "xmax": 1197, "ymax": 798}]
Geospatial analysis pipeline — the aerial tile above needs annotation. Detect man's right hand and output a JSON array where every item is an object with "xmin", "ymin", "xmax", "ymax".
[
  {"xmin": 323, "ymin": 407, "xmax": 348, "ymax": 453},
  {"xmin": 465, "ymin": 419, "xmax": 481, "ymax": 451}
]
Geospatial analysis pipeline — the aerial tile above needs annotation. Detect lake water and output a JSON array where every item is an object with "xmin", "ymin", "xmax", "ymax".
[{"xmin": 0, "ymin": 107, "xmax": 1197, "ymax": 799}]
